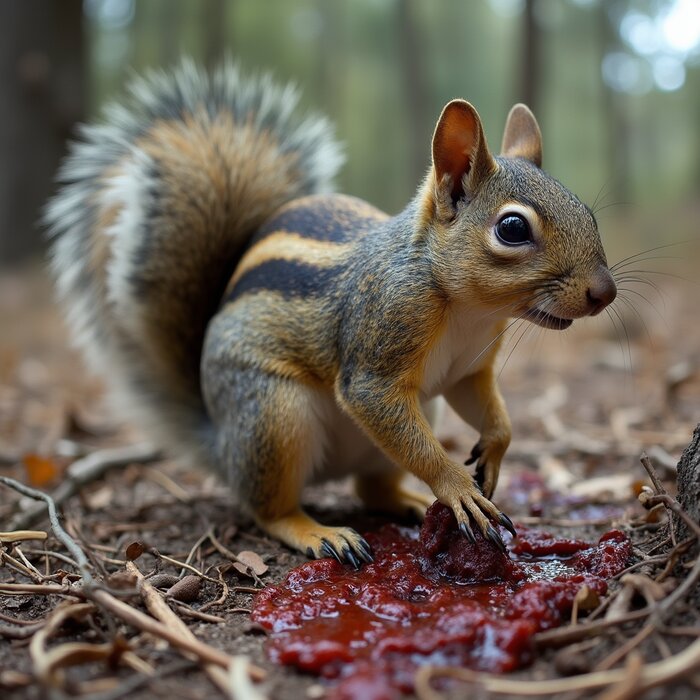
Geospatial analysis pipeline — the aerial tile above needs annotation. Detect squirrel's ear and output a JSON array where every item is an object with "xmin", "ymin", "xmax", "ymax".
[
  {"xmin": 431, "ymin": 100, "xmax": 496, "ymax": 207},
  {"xmin": 500, "ymin": 104, "xmax": 542, "ymax": 167}
]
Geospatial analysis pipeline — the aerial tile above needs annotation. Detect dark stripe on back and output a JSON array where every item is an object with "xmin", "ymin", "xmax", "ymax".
[
  {"xmin": 252, "ymin": 197, "xmax": 378, "ymax": 245},
  {"xmin": 226, "ymin": 258, "xmax": 343, "ymax": 303}
]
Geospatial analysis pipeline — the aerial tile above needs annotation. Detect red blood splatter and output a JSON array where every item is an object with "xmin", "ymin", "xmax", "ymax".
[{"xmin": 252, "ymin": 502, "xmax": 631, "ymax": 699}]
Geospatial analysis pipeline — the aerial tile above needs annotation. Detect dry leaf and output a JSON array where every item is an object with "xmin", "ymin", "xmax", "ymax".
[
  {"xmin": 233, "ymin": 551, "xmax": 268, "ymax": 578},
  {"xmin": 125, "ymin": 541, "xmax": 145, "ymax": 561},
  {"xmin": 22, "ymin": 453, "xmax": 59, "ymax": 487}
]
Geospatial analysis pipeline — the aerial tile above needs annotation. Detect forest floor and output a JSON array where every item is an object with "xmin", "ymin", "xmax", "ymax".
[{"xmin": 1, "ymin": 266, "xmax": 699, "ymax": 700}]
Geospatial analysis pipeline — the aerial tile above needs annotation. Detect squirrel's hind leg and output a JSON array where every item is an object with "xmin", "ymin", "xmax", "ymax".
[
  {"xmin": 355, "ymin": 471, "xmax": 434, "ymax": 521},
  {"xmin": 205, "ymin": 364, "xmax": 372, "ymax": 568}
]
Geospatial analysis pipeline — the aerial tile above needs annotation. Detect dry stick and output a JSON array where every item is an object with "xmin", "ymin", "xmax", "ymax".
[
  {"xmin": 169, "ymin": 600, "xmax": 226, "ymax": 624},
  {"xmin": 200, "ymin": 565, "xmax": 230, "ymax": 613},
  {"xmin": 0, "ymin": 476, "xmax": 94, "ymax": 585},
  {"xmin": 75, "ymin": 659, "xmax": 197, "ymax": 700},
  {"xmin": 151, "ymin": 550, "xmax": 222, "ymax": 586},
  {"xmin": 0, "ymin": 582, "xmax": 81, "ymax": 596},
  {"xmin": 7, "ymin": 443, "xmax": 161, "ymax": 531},
  {"xmin": 3, "ymin": 478, "xmax": 264, "ymax": 692},
  {"xmin": 534, "ymin": 609, "xmax": 650, "ymax": 648},
  {"xmin": 125, "ymin": 560, "xmax": 234, "ymax": 696},
  {"xmin": 413, "ymin": 638, "xmax": 700, "ymax": 699},
  {"xmin": 0, "ymin": 610, "xmax": 42, "ymax": 626},
  {"xmin": 596, "ymin": 652, "xmax": 645, "ymax": 700},
  {"xmin": 0, "ymin": 549, "xmax": 44, "ymax": 582},
  {"xmin": 0, "ymin": 621, "xmax": 46, "ymax": 640},
  {"xmin": 638, "ymin": 454, "xmax": 700, "ymax": 622},
  {"xmin": 0, "ymin": 530, "xmax": 47, "ymax": 542},
  {"xmin": 207, "ymin": 527, "xmax": 265, "ymax": 587},
  {"xmin": 29, "ymin": 602, "xmax": 96, "ymax": 686},
  {"xmin": 125, "ymin": 560, "xmax": 265, "ymax": 695}
]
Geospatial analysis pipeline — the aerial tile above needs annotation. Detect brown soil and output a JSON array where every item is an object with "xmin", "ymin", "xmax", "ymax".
[{"xmin": 1, "ymin": 267, "xmax": 698, "ymax": 700}]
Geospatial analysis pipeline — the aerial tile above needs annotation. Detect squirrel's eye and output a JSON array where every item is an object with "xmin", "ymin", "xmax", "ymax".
[{"xmin": 495, "ymin": 214, "xmax": 532, "ymax": 246}]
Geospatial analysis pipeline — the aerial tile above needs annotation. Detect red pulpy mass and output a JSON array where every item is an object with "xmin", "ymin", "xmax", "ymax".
[{"xmin": 251, "ymin": 502, "xmax": 631, "ymax": 699}]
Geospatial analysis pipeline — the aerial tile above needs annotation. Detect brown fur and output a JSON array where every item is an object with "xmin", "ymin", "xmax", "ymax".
[{"xmin": 52, "ymin": 67, "xmax": 616, "ymax": 563}]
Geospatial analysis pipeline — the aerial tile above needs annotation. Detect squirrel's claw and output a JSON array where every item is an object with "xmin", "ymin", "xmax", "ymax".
[
  {"xmin": 317, "ymin": 531, "xmax": 372, "ymax": 568},
  {"xmin": 465, "ymin": 441, "xmax": 488, "ymax": 495},
  {"xmin": 498, "ymin": 512, "xmax": 517, "ymax": 538},
  {"xmin": 464, "ymin": 442, "xmax": 483, "ymax": 467},
  {"xmin": 320, "ymin": 538, "xmax": 343, "ymax": 563},
  {"xmin": 459, "ymin": 520, "xmax": 476, "ymax": 544},
  {"xmin": 486, "ymin": 524, "xmax": 507, "ymax": 553},
  {"xmin": 355, "ymin": 538, "xmax": 374, "ymax": 564}
]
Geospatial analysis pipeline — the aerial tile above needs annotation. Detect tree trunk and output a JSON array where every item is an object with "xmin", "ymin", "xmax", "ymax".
[
  {"xmin": 517, "ymin": 0, "xmax": 541, "ymax": 116},
  {"xmin": 0, "ymin": 0, "xmax": 85, "ymax": 265},
  {"xmin": 675, "ymin": 424, "xmax": 700, "ymax": 538},
  {"xmin": 397, "ymin": 0, "xmax": 431, "ymax": 187}
]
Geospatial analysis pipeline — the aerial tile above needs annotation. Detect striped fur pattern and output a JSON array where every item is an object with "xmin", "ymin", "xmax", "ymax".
[{"xmin": 46, "ymin": 59, "xmax": 342, "ymax": 468}]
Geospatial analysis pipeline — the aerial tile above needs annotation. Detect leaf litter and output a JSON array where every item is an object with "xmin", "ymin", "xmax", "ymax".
[{"xmin": 1, "ymin": 271, "xmax": 699, "ymax": 699}]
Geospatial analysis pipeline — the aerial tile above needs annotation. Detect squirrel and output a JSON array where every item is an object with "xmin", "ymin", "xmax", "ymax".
[{"xmin": 46, "ymin": 60, "xmax": 617, "ymax": 567}]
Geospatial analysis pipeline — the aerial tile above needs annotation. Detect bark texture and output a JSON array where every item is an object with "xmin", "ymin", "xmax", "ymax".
[{"xmin": 675, "ymin": 424, "xmax": 700, "ymax": 538}]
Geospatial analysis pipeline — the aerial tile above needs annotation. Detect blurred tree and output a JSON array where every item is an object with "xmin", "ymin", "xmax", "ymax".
[
  {"xmin": 204, "ymin": 0, "xmax": 228, "ymax": 70},
  {"xmin": 598, "ymin": 1, "xmax": 631, "ymax": 205},
  {"xmin": 0, "ymin": 0, "xmax": 85, "ymax": 265},
  {"xmin": 397, "ymin": 0, "xmax": 431, "ymax": 185},
  {"xmin": 517, "ymin": 0, "xmax": 542, "ymax": 117}
]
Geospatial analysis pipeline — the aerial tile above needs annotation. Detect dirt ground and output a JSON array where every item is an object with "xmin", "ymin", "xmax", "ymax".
[{"xmin": 1, "ymin": 264, "xmax": 699, "ymax": 699}]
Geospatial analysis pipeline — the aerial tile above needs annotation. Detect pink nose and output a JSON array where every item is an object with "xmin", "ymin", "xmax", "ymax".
[{"xmin": 586, "ymin": 268, "xmax": 617, "ymax": 315}]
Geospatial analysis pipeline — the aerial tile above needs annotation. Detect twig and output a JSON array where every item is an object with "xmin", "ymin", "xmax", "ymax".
[
  {"xmin": 7, "ymin": 443, "xmax": 160, "ymax": 530},
  {"xmin": 414, "ymin": 638, "xmax": 700, "ymax": 698},
  {"xmin": 0, "ymin": 582, "xmax": 82, "ymax": 596},
  {"xmin": 207, "ymin": 527, "xmax": 265, "ymax": 587},
  {"xmin": 229, "ymin": 656, "xmax": 269, "ymax": 700},
  {"xmin": 150, "ymin": 550, "xmax": 222, "ymax": 586},
  {"xmin": 29, "ymin": 602, "xmax": 96, "ymax": 686},
  {"xmin": 0, "ymin": 476, "xmax": 94, "ymax": 586},
  {"xmin": 75, "ymin": 659, "xmax": 197, "ymax": 700},
  {"xmin": 199, "ymin": 565, "xmax": 230, "ymax": 613},
  {"xmin": 180, "ymin": 529, "xmax": 211, "ymax": 577},
  {"xmin": 0, "ymin": 530, "xmax": 47, "ymax": 543},
  {"xmin": 125, "ymin": 560, "xmax": 232, "ymax": 694},
  {"xmin": 124, "ymin": 560, "xmax": 265, "ymax": 691},
  {"xmin": 0, "ymin": 610, "xmax": 41, "ymax": 626},
  {"xmin": 534, "ymin": 610, "xmax": 650, "ymax": 648},
  {"xmin": 0, "ymin": 549, "xmax": 44, "ymax": 582},
  {"xmin": 0, "ymin": 621, "xmax": 46, "ymax": 639},
  {"xmin": 169, "ymin": 600, "xmax": 226, "ymax": 624}
]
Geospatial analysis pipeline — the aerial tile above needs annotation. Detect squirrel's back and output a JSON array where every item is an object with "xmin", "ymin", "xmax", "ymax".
[{"xmin": 46, "ymin": 60, "xmax": 343, "ymax": 465}]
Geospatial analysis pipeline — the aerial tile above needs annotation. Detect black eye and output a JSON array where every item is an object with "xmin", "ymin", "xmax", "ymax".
[{"xmin": 495, "ymin": 214, "xmax": 532, "ymax": 246}]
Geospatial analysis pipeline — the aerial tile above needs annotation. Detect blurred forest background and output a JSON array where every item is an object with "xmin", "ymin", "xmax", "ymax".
[{"xmin": 0, "ymin": 0, "xmax": 699, "ymax": 265}]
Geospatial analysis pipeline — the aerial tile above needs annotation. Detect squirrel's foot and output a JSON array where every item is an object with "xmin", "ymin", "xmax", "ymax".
[
  {"xmin": 355, "ymin": 473, "xmax": 433, "ymax": 520},
  {"xmin": 257, "ymin": 509, "xmax": 373, "ymax": 569},
  {"xmin": 433, "ymin": 467, "xmax": 516, "ymax": 550}
]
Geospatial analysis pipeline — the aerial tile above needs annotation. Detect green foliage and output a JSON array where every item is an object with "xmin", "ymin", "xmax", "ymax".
[{"xmin": 85, "ymin": 0, "xmax": 699, "ymax": 225}]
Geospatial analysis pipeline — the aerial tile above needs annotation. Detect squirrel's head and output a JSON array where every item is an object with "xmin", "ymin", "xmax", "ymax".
[{"xmin": 421, "ymin": 99, "xmax": 616, "ymax": 329}]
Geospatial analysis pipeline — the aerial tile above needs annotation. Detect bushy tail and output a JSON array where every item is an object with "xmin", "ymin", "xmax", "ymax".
[{"xmin": 46, "ymin": 59, "xmax": 343, "ymax": 467}]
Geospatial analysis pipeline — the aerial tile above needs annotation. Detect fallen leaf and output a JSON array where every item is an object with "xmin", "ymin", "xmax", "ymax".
[
  {"xmin": 22, "ymin": 453, "xmax": 60, "ymax": 487},
  {"xmin": 125, "ymin": 541, "xmax": 145, "ymax": 561},
  {"xmin": 233, "ymin": 551, "xmax": 268, "ymax": 578}
]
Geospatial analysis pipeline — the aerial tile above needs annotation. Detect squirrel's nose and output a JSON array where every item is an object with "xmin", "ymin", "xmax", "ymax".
[{"xmin": 586, "ymin": 268, "xmax": 617, "ymax": 315}]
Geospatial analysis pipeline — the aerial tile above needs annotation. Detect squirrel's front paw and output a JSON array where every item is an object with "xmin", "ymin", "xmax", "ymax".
[{"xmin": 433, "ymin": 467, "xmax": 516, "ymax": 551}]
